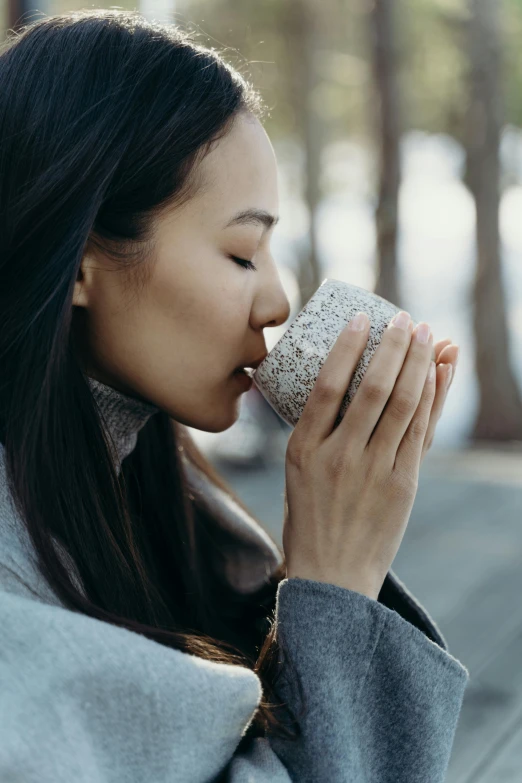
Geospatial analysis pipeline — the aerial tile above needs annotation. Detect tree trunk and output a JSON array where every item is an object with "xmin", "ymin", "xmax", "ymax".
[
  {"xmin": 282, "ymin": 0, "xmax": 324, "ymax": 310},
  {"xmin": 369, "ymin": 0, "xmax": 402, "ymax": 308},
  {"xmin": 467, "ymin": 0, "xmax": 522, "ymax": 443}
]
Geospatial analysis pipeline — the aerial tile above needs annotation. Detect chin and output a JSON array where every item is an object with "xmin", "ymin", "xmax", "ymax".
[
  {"xmin": 206, "ymin": 408, "xmax": 242, "ymax": 434},
  {"xmin": 178, "ymin": 403, "xmax": 242, "ymax": 435}
]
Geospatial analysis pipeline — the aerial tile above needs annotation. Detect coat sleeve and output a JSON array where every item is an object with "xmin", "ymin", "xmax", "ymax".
[
  {"xmin": 223, "ymin": 576, "xmax": 469, "ymax": 783},
  {"xmin": 0, "ymin": 574, "xmax": 468, "ymax": 783}
]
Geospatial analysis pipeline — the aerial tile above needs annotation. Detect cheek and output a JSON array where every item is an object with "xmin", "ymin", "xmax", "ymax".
[
  {"xmin": 150, "ymin": 256, "xmax": 239, "ymax": 331},
  {"xmin": 122, "ymin": 258, "xmax": 248, "ymax": 422}
]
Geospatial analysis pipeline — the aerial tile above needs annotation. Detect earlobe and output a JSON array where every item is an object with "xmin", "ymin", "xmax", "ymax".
[
  {"xmin": 72, "ymin": 271, "xmax": 88, "ymax": 308},
  {"xmin": 73, "ymin": 253, "xmax": 94, "ymax": 307}
]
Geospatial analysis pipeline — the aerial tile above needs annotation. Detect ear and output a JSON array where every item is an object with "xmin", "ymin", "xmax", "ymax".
[{"xmin": 72, "ymin": 251, "xmax": 96, "ymax": 308}]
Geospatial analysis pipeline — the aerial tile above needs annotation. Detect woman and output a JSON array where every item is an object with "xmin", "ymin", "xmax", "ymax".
[{"xmin": 0, "ymin": 10, "xmax": 467, "ymax": 782}]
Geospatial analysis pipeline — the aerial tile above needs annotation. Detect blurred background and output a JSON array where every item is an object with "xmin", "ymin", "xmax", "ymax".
[{"xmin": 3, "ymin": 1, "xmax": 522, "ymax": 779}]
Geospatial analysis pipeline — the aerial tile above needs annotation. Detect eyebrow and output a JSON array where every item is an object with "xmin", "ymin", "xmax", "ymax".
[{"xmin": 224, "ymin": 208, "xmax": 280, "ymax": 232}]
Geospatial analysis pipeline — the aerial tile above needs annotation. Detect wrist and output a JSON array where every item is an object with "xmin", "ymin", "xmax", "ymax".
[{"xmin": 285, "ymin": 567, "xmax": 381, "ymax": 601}]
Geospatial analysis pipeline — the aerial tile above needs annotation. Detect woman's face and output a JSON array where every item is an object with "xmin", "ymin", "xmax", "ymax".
[{"xmin": 72, "ymin": 113, "xmax": 291, "ymax": 432}]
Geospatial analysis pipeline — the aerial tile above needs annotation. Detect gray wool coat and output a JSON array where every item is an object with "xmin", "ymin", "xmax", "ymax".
[{"xmin": 0, "ymin": 376, "xmax": 469, "ymax": 782}]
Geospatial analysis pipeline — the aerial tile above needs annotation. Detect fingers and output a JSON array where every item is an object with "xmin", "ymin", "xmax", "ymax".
[
  {"xmin": 420, "ymin": 362, "xmax": 452, "ymax": 460},
  {"xmin": 292, "ymin": 314, "xmax": 371, "ymax": 447},
  {"xmin": 420, "ymin": 346, "xmax": 459, "ymax": 461},
  {"xmin": 422, "ymin": 344, "xmax": 458, "ymax": 453},
  {"xmin": 395, "ymin": 358, "xmax": 437, "ymax": 473},
  {"xmin": 364, "ymin": 321, "xmax": 434, "ymax": 461},
  {"xmin": 435, "ymin": 339, "xmax": 452, "ymax": 363},
  {"xmin": 336, "ymin": 311, "xmax": 415, "ymax": 450},
  {"xmin": 438, "ymin": 344, "xmax": 459, "ymax": 380}
]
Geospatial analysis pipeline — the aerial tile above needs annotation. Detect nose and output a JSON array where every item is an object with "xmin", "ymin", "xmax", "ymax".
[
  {"xmin": 253, "ymin": 259, "xmax": 296, "ymax": 333},
  {"xmin": 263, "ymin": 279, "xmax": 292, "ymax": 329}
]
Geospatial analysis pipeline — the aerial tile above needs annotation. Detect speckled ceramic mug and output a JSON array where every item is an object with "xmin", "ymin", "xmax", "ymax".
[{"xmin": 252, "ymin": 277, "xmax": 433, "ymax": 430}]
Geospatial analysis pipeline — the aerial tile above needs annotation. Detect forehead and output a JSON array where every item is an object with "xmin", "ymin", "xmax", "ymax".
[{"xmin": 189, "ymin": 114, "xmax": 279, "ymax": 223}]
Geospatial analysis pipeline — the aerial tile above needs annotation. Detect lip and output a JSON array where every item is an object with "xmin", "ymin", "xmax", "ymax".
[
  {"xmin": 232, "ymin": 368, "xmax": 254, "ymax": 389},
  {"xmin": 234, "ymin": 353, "xmax": 268, "ymax": 375}
]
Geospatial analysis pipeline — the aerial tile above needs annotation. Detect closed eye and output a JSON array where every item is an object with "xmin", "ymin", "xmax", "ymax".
[{"xmin": 229, "ymin": 255, "xmax": 258, "ymax": 272}]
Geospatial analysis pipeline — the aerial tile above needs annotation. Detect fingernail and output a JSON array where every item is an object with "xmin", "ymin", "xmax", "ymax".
[
  {"xmin": 446, "ymin": 364, "xmax": 453, "ymax": 389},
  {"xmin": 415, "ymin": 323, "xmax": 431, "ymax": 343},
  {"xmin": 389, "ymin": 311, "xmax": 411, "ymax": 331},
  {"xmin": 348, "ymin": 312, "xmax": 369, "ymax": 331}
]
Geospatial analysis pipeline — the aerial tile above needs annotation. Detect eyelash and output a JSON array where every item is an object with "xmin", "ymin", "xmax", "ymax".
[{"xmin": 229, "ymin": 255, "xmax": 258, "ymax": 272}]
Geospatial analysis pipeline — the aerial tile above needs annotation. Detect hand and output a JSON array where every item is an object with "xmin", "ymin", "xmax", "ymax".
[
  {"xmin": 421, "ymin": 339, "xmax": 459, "ymax": 462},
  {"xmin": 283, "ymin": 312, "xmax": 436, "ymax": 600}
]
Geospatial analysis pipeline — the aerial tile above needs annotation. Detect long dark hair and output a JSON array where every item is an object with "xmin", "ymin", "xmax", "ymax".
[{"xmin": 0, "ymin": 9, "xmax": 302, "ymax": 744}]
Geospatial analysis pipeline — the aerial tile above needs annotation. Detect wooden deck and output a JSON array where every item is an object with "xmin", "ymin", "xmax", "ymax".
[{"xmin": 213, "ymin": 444, "xmax": 522, "ymax": 783}]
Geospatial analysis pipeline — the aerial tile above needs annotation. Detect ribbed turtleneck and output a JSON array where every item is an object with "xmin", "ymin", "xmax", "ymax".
[{"xmin": 85, "ymin": 376, "xmax": 160, "ymax": 475}]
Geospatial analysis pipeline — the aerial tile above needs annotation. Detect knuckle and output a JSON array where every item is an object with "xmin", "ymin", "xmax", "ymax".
[
  {"xmin": 409, "ymin": 414, "xmax": 428, "ymax": 441},
  {"xmin": 314, "ymin": 377, "xmax": 339, "ymax": 405},
  {"xmin": 286, "ymin": 436, "xmax": 310, "ymax": 470},
  {"xmin": 362, "ymin": 379, "xmax": 388, "ymax": 406},
  {"xmin": 389, "ymin": 389, "xmax": 417, "ymax": 420},
  {"xmin": 390, "ymin": 468, "xmax": 418, "ymax": 498}
]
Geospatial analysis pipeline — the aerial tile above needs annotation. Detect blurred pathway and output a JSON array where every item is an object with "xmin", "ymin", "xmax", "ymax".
[{"xmin": 212, "ymin": 445, "xmax": 522, "ymax": 783}]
